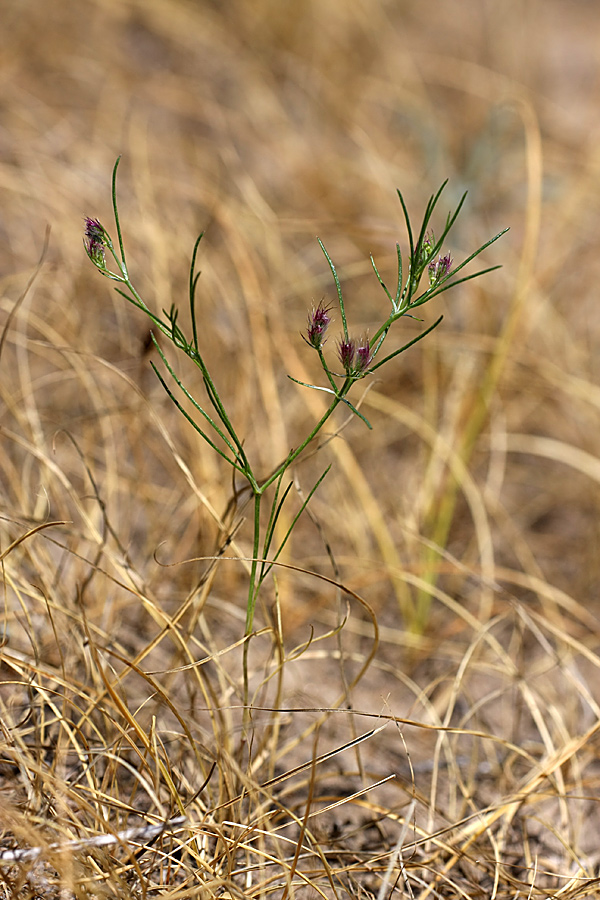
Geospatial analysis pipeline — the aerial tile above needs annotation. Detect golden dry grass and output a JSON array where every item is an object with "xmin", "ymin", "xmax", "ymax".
[{"xmin": 2, "ymin": 0, "xmax": 600, "ymax": 896}]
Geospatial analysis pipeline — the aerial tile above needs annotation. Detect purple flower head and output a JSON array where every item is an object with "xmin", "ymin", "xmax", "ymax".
[
  {"xmin": 355, "ymin": 338, "xmax": 373, "ymax": 373},
  {"xmin": 305, "ymin": 300, "xmax": 332, "ymax": 349},
  {"xmin": 85, "ymin": 217, "xmax": 105, "ymax": 242},
  {"xmin": 84, "ymin": 217, "xmax": 108, "ymax": 268},
  {"xmin": 337, "ymin": 337, "xmax": 356, "ymax": 372},
  {"xmin": 428, "ymin": 252, "xmax": 453, "ymax": 287},
  {"xmin": 337, "ymin": 336, "xmax": 372, "ymax": 375}
]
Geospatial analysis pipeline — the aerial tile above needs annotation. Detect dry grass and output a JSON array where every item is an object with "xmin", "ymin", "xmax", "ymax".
[{"xmin": 1, "ymin": 0, "xmax": 600, "ymax": 896}]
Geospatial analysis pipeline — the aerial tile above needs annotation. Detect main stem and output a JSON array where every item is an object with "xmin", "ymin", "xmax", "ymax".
[
  {"xmin": 240, "ymin": 392, "xmax": 344, "ymax": 721},
  {"xmin": 260, "ymin": 393, "xmax": 345, "ymax": 494},
  {"xmin": 242, "ymin": 491, "xmax": 263, "ymax": 719}
]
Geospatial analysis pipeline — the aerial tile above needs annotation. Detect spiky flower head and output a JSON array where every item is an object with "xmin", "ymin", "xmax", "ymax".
[
  {"xmin": 84, "ymin": 217, "xmax": 108, "ymax": 268},
  {"xmin": 337, "ymin": 337, "xmax": 356, "ymax": 372},
  {"xmin": 428, "ymin": 252, "xmax": 453, "ymax": 287},
  {"xmin": 337, "ymin": 336, "xmax": 373, "ymax": 376},
  {"xmin": 305, "ymin": 300, "xmax": 332, "ymax": 349},
  {"xmin": 355, "ymin": 337, "xmax": 373, "ymax": 374}
]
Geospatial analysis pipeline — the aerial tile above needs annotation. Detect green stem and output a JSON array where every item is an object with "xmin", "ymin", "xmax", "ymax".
[
  {"xmin": 243, "ymin": 491, "xmax": 263, "ymax": 713},
  {"xmin": 318, "ymin": 347, "xmax": 338, "ymax": 392},
  {"xmin": 259, "ymin": 392, "xmax": 345, "ymax": 493},
  {"xmin": 241, "ymin": 388, "xmax": 349, "ymax": 714},
  {"xmin": 193, "ymin": 360, "xmax": 252, "ymax": 475}
]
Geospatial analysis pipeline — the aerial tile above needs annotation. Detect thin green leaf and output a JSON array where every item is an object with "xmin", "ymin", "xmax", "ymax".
[
  {"xmin": 113, "ymin": 288, "xmax": 168, "ymax": 331},
  {"xmin": 318, "ymin": 238, "xmax": 348, "ymax": 340},
  {"xmin": 447, "ymin": 227, "xmax": 510, "ymax": 280},
  {"xmin": 260, "ymin": 466, "xmax": 331, "ymax": 584},
  {"xmin": 413, "ymin": 181, "xmax": 450, "ymax": 267},
  {"xmin": 163, "ymin": 335, "xmax": 247, "ymax": 462},
  {"xmin": 272, "ymin": 466, "xmax": 330, "ymax": 565},
  {"xmin": 368, "ymin": 314, "xmax": 444, "ymax": 373},
  {"xmin": 260, "ymin": 477, "xmax": 295, "ymax": 580},
  {"xmin": 371, "ymin": 326, "xmax": 389, "ymax": 356},
  {"xmin": 93, "ymin": 266, "xmax": 125, "ymax": 283},
  {"xmin": 288, "ymin": 374, "xmax": 338, "ymax": 397},
  {"xmin": 262, "ymin": 467, "xmax": 290, "ymax": 547},
  {"xmin": 189, "ymin": 232, "xmax": 204, "ymax": 354},
  {"xmin": 396, "ymin": 189, "xmax": 414, "ymax": 262},
  {"xmin": 436, "ymin": 190, "xmax": 467, "ymax": 248},
  {"xmin": 152, "ymin": 339, "xmax": 247, "ymax": 470},
  {"xmin": 394, "ymin": 242, "xmax": 403, "ymax": 307},
  {"xmin": 408, "ymin": 227, "xmax": 509, "ymax": 309},
  {"xmin": 194, "ymin": 364, "xmax": 248, "ymax": 461},
  {"xmin": 370, "ymin": 254, "xmax": 394, "ymax": 307},
  {"xmin": 339, "ymin": 395, "xmax": 372, "ymax": 429},
  {"xmin": 410, "ymin": 265, "xmax": 503, "ymax": 308},
  {"xmin": 150, "ymin": 362, "xmax": 243, "ymax": 472},
  {"xmin": 111, "ymin": 156, "xmax": 128, "ymax": 276}
]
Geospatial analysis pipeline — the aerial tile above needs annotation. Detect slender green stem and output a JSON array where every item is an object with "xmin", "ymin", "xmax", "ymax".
[
  {"xmin": 243, "ymin": 491, "xmax": 263, "ymax": 713},
  {"xmin": 259, "ymin": 393, "xmax": 345, "ymax": 493},
  {"xmin": 318, "ymin": 347, "xmax": 339, "ymax": 392},
  {"xmin": 369, "ymin": 314, "xmax": 444, "ymax": 373},
  {"xmin": 182, "ymin": 353, "xmax": 253, "ymax": 476},
  {"xmin": 112, "ymin": 246, "xmax": 253, "ymax": 477}
]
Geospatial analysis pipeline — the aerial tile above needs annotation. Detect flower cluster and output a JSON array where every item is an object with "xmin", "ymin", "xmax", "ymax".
[
  {"xmin": 337, "ymin": 337, "xmax": 373, "ymax": 376},
  {"xmin": 84, "ymin": 217, "xmax": 108, "ymax": 268}
]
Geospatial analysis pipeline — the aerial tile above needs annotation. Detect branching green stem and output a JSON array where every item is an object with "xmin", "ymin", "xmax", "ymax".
[{"xmin": 85, "ymin": 160, "xmax": 507, "ymax": 719}]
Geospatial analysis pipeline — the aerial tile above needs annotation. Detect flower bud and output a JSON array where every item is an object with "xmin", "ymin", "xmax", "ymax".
[
  {"xmin": 337, "ymin": 337, "xmax": 356, "ymax": 372},
  {"xmin": 355, "ymin": 338, "xmax": 373, "ymax": 373},
  {"xmin": 84, "ymin": 217, "xmax": 108, "ymax": 268}
]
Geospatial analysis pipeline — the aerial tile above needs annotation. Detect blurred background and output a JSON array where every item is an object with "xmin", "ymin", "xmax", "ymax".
[{"xmin": 2, "ymin": 0, "xmax": 599, "ymax": 667}]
